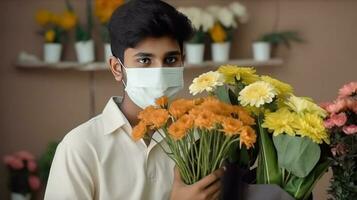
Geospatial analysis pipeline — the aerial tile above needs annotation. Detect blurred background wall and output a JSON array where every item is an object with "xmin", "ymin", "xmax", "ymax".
[{"xmin": 0, "ymin": 0, "xmax": 356, "ymax": 199}]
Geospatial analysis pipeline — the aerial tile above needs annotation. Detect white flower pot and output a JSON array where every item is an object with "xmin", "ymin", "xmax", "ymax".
[
  {"xmin": 185, "ymin": 43, "xmax": 205, "ymax": 64},
  {"xmin": 11, "ymin": 193, "xmax": 31, "ymax": 200},
  {"xmin": 44, "ymin": 43, "xmax": 62, "ymax": 63},
  {"xmin": 211, "ymin": 42, "xmax": 231, "ymax": 62},
  {"xmin": 75, "ymin": 39, "xmax": 95, "ymax": 63},
  {"xmin": 104, "ymin": 43, "xmax": 112, "ymax": 62},
  {"xmin": 253, "ymin": 41, "xmax": 271, "ymax": 61}
]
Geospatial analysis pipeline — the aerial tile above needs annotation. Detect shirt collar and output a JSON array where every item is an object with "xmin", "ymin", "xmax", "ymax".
[{"xmin": 102, "ymin": 96, "xmax": 132, "ymax": 135}]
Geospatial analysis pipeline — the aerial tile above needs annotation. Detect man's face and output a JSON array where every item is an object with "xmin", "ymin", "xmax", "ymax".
[
  {"xmin": 110, "ymin": 36, "xmax": 183, "ymax": 82},
  {"xmin": 124, "ymin": 36, "xmax": 183, "ymax": 68}
]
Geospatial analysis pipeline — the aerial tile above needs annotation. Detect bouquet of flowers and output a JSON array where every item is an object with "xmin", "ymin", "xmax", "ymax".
[
  {"xmin": 321, "ymin": 82, "xmax": 357, "ymax": 200},
  {"xmin": 132, "ymin": 96, "xmax": 256, "ymax": 184},
  {"xmin": 35, "ymin": 9, "xmax": 76, "ymax": 43},
  {"xmin": 207, "ymin": 2, "xmax": 249, "ymax": 43},
  {"xmin": 95, "ymin": 0, "xmax": 124, "ymax": 43},
  {"xmin": 3, "ymin": 151, "xmax": 41, "ymax": 197},
  {"xmin": 177, "ymin": 7, "xmax": 214, "ymax": 44},
  {"xmin": 190, "ymin": 65, "xmax": 331, "ymax": 200}
]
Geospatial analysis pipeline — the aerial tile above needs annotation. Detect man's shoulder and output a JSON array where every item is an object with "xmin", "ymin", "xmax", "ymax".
[{"xmin": 61, "ymin": 114, "xmax": 105, "ymax": 150}]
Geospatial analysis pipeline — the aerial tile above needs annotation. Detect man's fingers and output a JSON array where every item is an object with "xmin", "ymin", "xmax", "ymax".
[
  {"xmin": 195, "ymin": 167, "xmax": 225, "ymax": 190},
  {"xmin": 210, "ymin": 189, "xmax": 221, "ymax": 200},
  {"xmin": 173, "ymin": 167, "xmax": 182, "ymax": 182},
  {"xmin": 205, "ymin": 180, "xmax": 221, "ymax": 197}
]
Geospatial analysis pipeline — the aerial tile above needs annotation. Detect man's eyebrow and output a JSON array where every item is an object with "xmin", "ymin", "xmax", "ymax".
[
  {"xmin": 165, "ymin": 51, "xmax": 181, "ymax": 56},
  {"xmin": 134, "ymin": 52, "xmax": 154, "ymax": 57}
]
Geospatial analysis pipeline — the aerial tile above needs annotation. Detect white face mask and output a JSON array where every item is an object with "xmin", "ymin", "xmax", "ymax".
[{"xmin": 118, "ymin": 59, "xmax": 184, "ymax": 109}]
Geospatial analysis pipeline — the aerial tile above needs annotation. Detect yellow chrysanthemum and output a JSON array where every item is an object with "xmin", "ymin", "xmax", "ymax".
[
  {"xmin": 218, "ymin": 65, "xmax": 259, "ymax": 85},
  {"xmin": 209, "ymin": 23, "xmax": 227, "ymax": 43},
  {"xmin": 292, "ymin": 113, "xmax": 329, "ymax": 144},
  {"xmin": 95, "ymin": 0, "xmax": 124, "ymax": 24},
  {"xmin": 189, "ymin": 71, "xmax": 224, "ymax": 95},
  {"xmin": 45, "ymin": 30, "xmax": 56, "ymax": 43},
  {"xmin": 238, "ymin": 81, "xmax": 277, "ymax": 107},
  {"xmin": 260, "ymin": 76, "xmax": 293, "ymax": 97},
  {"xmin": 35, "ymin": 10, "xmax": 52, "ymax": 26},
  {"xmin": 262, "ymin": 108, "xmax": 297, "ymax": 136},
  {"xmin": 58, "ymin": 11, "xmax": 77, "ymax": 30},
  {"xmin": 285, "ymin": 95, "xmax": 327, "ymax": 117}
]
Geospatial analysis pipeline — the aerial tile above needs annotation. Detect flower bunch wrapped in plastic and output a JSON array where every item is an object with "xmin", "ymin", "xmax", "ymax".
[
  {"xmin": 132, "ymin": 96, "xmax": 256, "ymax": 184},
  {"xmin": 190, "ymin": 65, "xmax": 331, "ymax": 200}
]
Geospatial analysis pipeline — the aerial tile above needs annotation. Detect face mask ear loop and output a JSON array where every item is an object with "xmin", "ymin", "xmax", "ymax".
[{"xmin": 117, "ymin": 58, "xmax": 127, "ymax": 88}]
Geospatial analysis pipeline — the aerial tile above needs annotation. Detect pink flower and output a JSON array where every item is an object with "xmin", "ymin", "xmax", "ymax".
[
  {"xmin": 330, "ymin": 112, "xmax": 347, "ymax": 127},
  {"xmin": 28, "ymin": 175, "xmax": 41, "ymax": 191},
  {"xmin": 27, "ymin": 160, "xmax": 37, "ymax": 172},
  {"xmin": 338, "ymin": 82, "xmax": 357, "ymax": 99},
  {"xmin": 326, "ymin": 99, "xmax": 348, "ymax": 114},
  {"xmin": 319, "ymin": 102, "xmax": 333, "ymax": 110},
  {"xmin": 324, "ymin": 118, "xmax": 335, "ymax": 129},
  {"xmin": 343, "ymin": 125, "xmax": 357, "ymax": 135},
  {"xmin": 8, "ymin": 157, "xmax": 24, "ymax": 170},
  {"xmin": 16, "ymin": 151, "xmax": 35, "ymax": 161},
  {"xmin": 3, "ymin": 155, "xmax": 15, "ymax": 165},
  {"xmin": 346, "ymin": 99, "xmax": 357, "ymax": 113}
]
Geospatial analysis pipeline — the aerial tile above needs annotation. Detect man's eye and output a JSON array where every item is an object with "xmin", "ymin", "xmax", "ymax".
[
  {"xmin": 138, "ymin": 58, "xmax": 151, "ymax": 64},
  {"xmin": 165, "ymin": 57, "xmax": 177, "ymax": 64}
]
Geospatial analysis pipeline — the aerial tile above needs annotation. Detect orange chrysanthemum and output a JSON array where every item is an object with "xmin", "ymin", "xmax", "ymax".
[
  {"xmin": 169, "ymin": 99, "xmax": 195, "ymax": 119},
  {"xmin": 239, "ymin": 126, "xmax": 257, "ymax": 149},
  {"xmin": 132, "ymin": 121, "xmax": 147, "ymax": 141},
  {"xmin": 155, "ymin": 96, "xmax": 168, "ymax": 108},
  {"xmin": 194, "ymin": 110, "xmax": 217, "ymax": 130},
  {"xmin": 177, "ymin": 114, "xmax": 194, "ymax": 130},
  {"xmin": 221, "ymin": 117, "xmax": 244, "ymax": 136},
  {"xmin": 168, "ymin": 121, "xmax": 188, "ymax": 140},
  {"xmin": 138, "ymin": 106, "xmax": 169, "ymax": 129}
]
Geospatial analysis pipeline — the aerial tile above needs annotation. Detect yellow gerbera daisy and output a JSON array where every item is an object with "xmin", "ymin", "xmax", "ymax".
[
  {"xmin": 238, "ymin": 81, "xmax": 277, "ymax": 107},
  {"xmin": 292, "ymin": 113, "xmax": 329, "ymax": 144},
  {"xmin": 262, "ymin": 108, "xmax": 297, "ymax": 136},
  {"xmin": 285, "ymin": 95, "xmax": 327, "ymax": 117},
  {"xmin": 218, "ymin": 65, "xmax": 259, "ymax": 85},
  {"xmin": 261, "ymin": 75, "xmax": 293, "ymax": 97},
  {"xmin": 189, "ymin": 71, "xmax": 224, "ymax": 95},
  {"xmin": 45, "ymin": 30, "xmax": 56, "ymax": 43}
]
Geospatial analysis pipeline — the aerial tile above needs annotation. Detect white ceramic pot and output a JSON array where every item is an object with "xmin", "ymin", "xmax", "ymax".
[
  {"xmin": 211, "ymin": 42, "xmax": 231, "ymax": 62},
  {"xmin": 44, "ymin": 43, "xmax": 62, "ymax": 63},
  {"xmin": 185, "ymin": 43, "xmax": 205, "ymax": 64},
  {"xmin": 104, "ymin": 43, "xmax": 112, "ymax": 62},
  {"xmin": 75, "ymin": 39, "xmax": 95, "ymax": 63},
  {"xmin": 11, "ymin": 193, "xmax": 31, "ymax": 200},
  {"xmin": 253, "ymin": 41, "xmax": 271, "ymax": 61}
]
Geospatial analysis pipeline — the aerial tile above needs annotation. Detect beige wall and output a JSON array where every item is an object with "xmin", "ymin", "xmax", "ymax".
[{"xmin": 1, "ymin": 0, "xmax": 356, "ymax": 199}]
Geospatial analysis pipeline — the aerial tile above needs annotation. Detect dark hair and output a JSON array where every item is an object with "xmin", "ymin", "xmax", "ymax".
[{"xmin": 108, "ymin": 0, "xmax": 194, "ymax": 61}]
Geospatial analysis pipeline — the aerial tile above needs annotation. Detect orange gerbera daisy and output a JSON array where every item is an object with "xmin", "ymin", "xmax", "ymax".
[
  {"xmin": 221, "ymin": 117, "xmax": 244, "ymax": 136},
  {"xmin": 150, "ymin": 109, "xmax": 170, "ymax": 129},
  {"xmin": 155, "ymin": 96, "xmax": 168, "ymax": 108},
  {"xmin": 169, "ymin": 99, "xmax": 195, "ymax": 119},
  {"xmin": 233, "ymin": 106, "xmax": 255, "ymax": 125},
  {"xmin": 168, "ymin": 121, "xmax": 188, "ymax": 140},
  {"xmin": 132, "ymin": 121, "xmax": 147, "ymax": 141},
  {"xmin": 194, "ymin": 110, "xmax": 217, "ymax": 130},
  {"xmin": 239, "ymin": 126, "xmax": 257, "ymax": 149}
]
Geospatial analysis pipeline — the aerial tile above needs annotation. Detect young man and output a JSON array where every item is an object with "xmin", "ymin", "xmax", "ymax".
[{"xmin": 45, "ymin": 0, "xmax": 224, "ymax": 199}]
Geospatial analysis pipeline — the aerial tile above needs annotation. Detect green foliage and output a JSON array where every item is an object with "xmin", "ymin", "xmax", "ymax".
[
  {"xmin": 258, "ymin": 31, "xmax": 303, "ymax": 48},
  {"xmin": 38, "ymin": 141, "xmax": 59, "ymax": 182},
  {"xmin": 66, "ymin": 0, "xmax": 93, "ymax": 41}
]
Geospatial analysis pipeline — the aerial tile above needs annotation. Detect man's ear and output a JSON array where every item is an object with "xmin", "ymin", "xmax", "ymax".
[{"xmin": 109, "ymin": 56, "xmax": 123, "ymax": 82}]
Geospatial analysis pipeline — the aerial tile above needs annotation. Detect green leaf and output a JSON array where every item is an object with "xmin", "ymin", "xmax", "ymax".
[
  {"xmin": 256, "ymin": 114, "xmax": 282, "ymax": 185},
  {"xmin": 284, "ymin": 160, "xmax": 331, "ymax": 200},
  {"xmin": 273, "ymin": 135, "xmax": 321, "ymax": 178},
  {"xmin": 215, "ymin": 85, "xmax": 231, "ymax": 104}
]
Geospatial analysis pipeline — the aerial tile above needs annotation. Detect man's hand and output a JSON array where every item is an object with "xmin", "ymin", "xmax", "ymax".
[{"xmin": 170, "ymin": 167, "xmax": 225, "ymax": 200}]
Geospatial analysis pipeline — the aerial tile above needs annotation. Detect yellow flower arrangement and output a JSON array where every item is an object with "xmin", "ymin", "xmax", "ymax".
[
  {"xmin": 35, "ymin": 9, "xmax": 76, "ymax": 43},
  {"xmin": 132, "ymin": 96, "xmax": 256, "ymax": 184},
  {"xmin": 190, "ymin": 64, "xmax": 331, "ymax": 199},
  {"xmin": 209, "ymin": 23, "xmax": 227, "ymax": 43}
]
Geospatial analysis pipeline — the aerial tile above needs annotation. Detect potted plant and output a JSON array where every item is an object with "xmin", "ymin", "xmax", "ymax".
[
  {"xmin": 321, "ymin": 82, "xmax": 357, "ymax": 200},
  {"xmin": 253, "ymin": 31, "xmax": 303, "ymax": 61},
  {"xmin": 95, "ymin": 0, "xmax": 124, "ymax": 62},
  {"xmin": 66, "ymin": 0, "xmax": 95, "ymax": 63},
  {"xmin": 178, "ymin": 7, "xmax": 214, "ymax": 65},
  {"xmin": 3, "ymin": 151, "xmax": 41, "ymax": 200},
  {"xmin": 207, "ymin": 2, "xmax": 249, "ymax": 62},
  {"xmin": 35, "ymin": 9, "xmax": 76, "ymax": 63}
]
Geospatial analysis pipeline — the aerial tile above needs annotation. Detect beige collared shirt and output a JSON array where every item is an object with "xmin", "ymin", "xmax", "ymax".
[{"xmin": 45, "ymin": 97, "xmax": 175, "ymax": 200}]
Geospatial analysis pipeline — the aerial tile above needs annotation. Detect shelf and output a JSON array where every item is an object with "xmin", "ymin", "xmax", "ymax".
[{"xmin": 15, "ymin": 58, "xmax": 283, "ymax": 71}]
